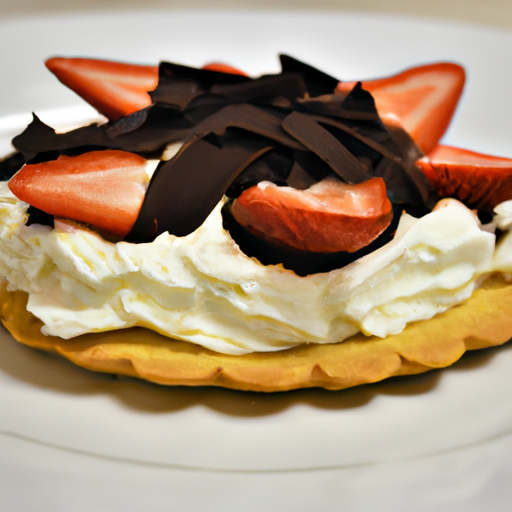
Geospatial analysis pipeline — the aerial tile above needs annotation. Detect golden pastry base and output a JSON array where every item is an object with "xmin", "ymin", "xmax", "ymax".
[{"xmin": 1, "ymin": 274, "xmax": 512, "ymax": 392}]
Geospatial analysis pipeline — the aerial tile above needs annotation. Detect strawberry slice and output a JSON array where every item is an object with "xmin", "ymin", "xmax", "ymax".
[
  {"xmin": 45, "ymin": 57, "xmax": 159, "ymax": 121},
  {"xmin": 336, "ymin": 62, "xmax": 465, "ymax": 154},
  {"xmin": 45, "ymin": 57, "xmax": 251, "ymax": 121},
  {"xmin": 8, "ymin": 150, "xmax": 150, "ymax": 238},
  {"xmin": 201, "ymin": 62, "xmax": 249, "ymax": 77},
  {"xmin": 416, "ymin": 144, "xmax": 512, "ymax": 210},
  {"xmin": 230, "ymin": 177, "xmax": 393, "ymax": 253}
]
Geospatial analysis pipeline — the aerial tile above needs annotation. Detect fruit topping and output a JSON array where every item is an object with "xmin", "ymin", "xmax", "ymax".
[
  {"xmin": 126, "ymin": 82, "xmax": 434, "ymax": 243},
  {"xmin": 230, "ymin": 177, "xmax": 393, "ymax": 253},
  {"xmin": 222, "ymin": 200, "xmax": 402, "ymax": 275},
  {"xmin": 201, "ymin": 62, "xmax": 249, "ymax": 76},
  {"xmin": 43, "ymin": 57, "xmax": 465, "ymax": 156},
  {"xmin": 417, "ymin": 144, "xmax": 512, "ymax": 210},
  {"xmin": 336, "ymin": 62, "xmax": 465, "ymax": 154},
  {"xmin": 10, "ymin": 56, "xmax": 440, "ymax": 258},
  {"xmin": 45, "ymin": 57, "xmax": 159, "ymax": 121},
  {"xmin": 8, "ymin": 150, "xmax": 149, "ymax": 238}
]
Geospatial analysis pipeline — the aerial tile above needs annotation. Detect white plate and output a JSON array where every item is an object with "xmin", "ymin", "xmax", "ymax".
[{"xmin": 1, "ymin": 10, "xmax": 512, "ymax": 512}]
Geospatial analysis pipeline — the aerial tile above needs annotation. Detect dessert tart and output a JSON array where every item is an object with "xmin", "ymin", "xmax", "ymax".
[
  {"xmin": 1, "ymin": 55, "xmax": 512, "ymax": 391},
  {"xmin": 1, "ymin": 273, "xmax": 512, "ymax": 392}
]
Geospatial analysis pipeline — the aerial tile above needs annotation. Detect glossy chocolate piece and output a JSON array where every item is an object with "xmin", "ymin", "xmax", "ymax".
[
  {"xmin": 279, "ymin": 54, "xmax": 340, "ymax": 97},
  {"xmin": 281, "ymin": 111, "xmax": 369, "ymax": 183},
  {"xmin": 127, "ymin": 131, "xmax": 276, "ymax": 241}
]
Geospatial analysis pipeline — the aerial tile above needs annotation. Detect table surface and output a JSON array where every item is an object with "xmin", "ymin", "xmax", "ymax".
[{"xmin": 1, "ymin": 0, "xmax": 512, "ymax": 31}]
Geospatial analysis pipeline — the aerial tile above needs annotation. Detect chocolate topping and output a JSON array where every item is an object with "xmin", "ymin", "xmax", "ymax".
[
  {"xmin": 13, "ymin": 115, "xmax": 111, "ymax": 162},
  {"xmin": 281, "ymin": 111, "xmax": 369, "ymax": 183},
  {"xmin": 127, "ymin": 131, "xmax": 275, "ymax": 242},
  {"xmin": 0, "ymin": 152, "xmax": 25, "ymax": 180},
  {"xmin": 279, "ymin": 55, "xmax": 340, "ymax": 97},
  {"xmin": 151, "ymin": 60, "xmax": 250, "ymax": 107},
  {"xmin": 186, "ymin": 104, "xmax": 304, "ymax": 150},
  {"xmin": 10, "ymin": 55, "xmax": 439, "ymax": 261}
]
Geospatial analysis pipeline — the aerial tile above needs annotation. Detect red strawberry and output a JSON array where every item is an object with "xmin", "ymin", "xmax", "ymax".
[
  {"xmin": 45, "ymin": 57, "xmax": 159, "ymax": 121},
  {"xmin": 416, "ymin": 144, "xmax": 512, "ymax": 210},
  {"xmin": 8, "ymin": 150, "xmax": 149, "ymax": 238},
  {"xmin": 201, "ymin": 62, "xmax": 249, "ymax": 76},
  {"xmin": 231, "ymin": 177, "xmax": 393, "ymax": 253},
  {"xmin": 336, "ymin": 62, "xmax": 466, "ymax": 154}
]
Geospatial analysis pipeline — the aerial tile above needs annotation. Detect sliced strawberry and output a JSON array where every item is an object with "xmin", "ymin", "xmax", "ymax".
[
  {"xmin": 8, "ymin": 150, "xmax": 149, "ymax": 238},
  {"xmin": 336, "ymin": 63, "xmax": 465, "ymax": 154},
  {"xmin": 230, "ymin": 177, "xmax": 392, "ymax": 253},
  {"xmin": 45, "ymin": 57, "xmax": 159, "ymax": 121},
  {"xmin": 416, "ymin": 144, "xmax": 512, "ymax": 210},
  {"xmin": 45, "ymin": 57, "xmax": 251, "ymax": 121},
  {"xmin": 201, "ymin": 62, "xmax": 249, "ymax": 77}
]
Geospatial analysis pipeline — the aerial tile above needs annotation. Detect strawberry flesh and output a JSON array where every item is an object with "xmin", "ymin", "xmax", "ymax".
[
  {"xmin": 8, "ymin": 150, "xmax": 149, "ymax": 238},
  {"xmin": 337, "ymin": 62, "xmax": 465, "ymax": 154},
  {"xmin": 45, "ymin": 57, "xmax": 250, "ymax": 122},
  {"xmin": 231, "ymin": 177, "xmax": 393, "ymax": 253},
  {"xmin": 417, "ymin": 144, "xmax": 512, "ymax": 210},
  {"xmin": 201, "ymin": 62, "xmax": 249, "ymax": 77},
  {"xmin": 45, "ymin": 57, "xmax": 159, "ymax": 121}
]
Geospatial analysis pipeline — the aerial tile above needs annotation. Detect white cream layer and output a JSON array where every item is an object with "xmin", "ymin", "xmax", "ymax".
[{"xmin": 0, "ymin": 182, "xmax": 496, "ymax": 355}]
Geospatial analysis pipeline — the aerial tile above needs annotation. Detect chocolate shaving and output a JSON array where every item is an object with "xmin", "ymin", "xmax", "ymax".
[
  {"xmin": 151, "ymin": 60, "xmax": 250, "ymax": 106},
  {"xmin": 210, "ymin": 74, "xmax": 307, "ymax": 104},
  {"xmin": 107, "ymin": 104, "xmax": 192, "ymax": 153},
  {"xmin": 12, "ymin": 114, "xmax": 111, "ymax": 161},
  {"xmin": 186, "ymin": 103, "xmax": 305, "ymax": 150},
  {"xmin": 181, "ymin": 93, "xmax": 230, "ymax": 125},
  {"xmin": 0, "ymin": 152, "xmax": 24, "ymax": 180},
  {"xmin": 279, "ymin": 54, "xmax": 340, "ymax": 97},
  {"xmin": 25, "ymin": 206, "xmax": 55, "ymax": 228},
  {"xmin": 226, "ymin": 147, "xmax": 294, "ymax": 197},
  {"xmin": 282, "ymin": 111, "xmax": 369, "ymax": 184},
  {"xmin": 127, "ymin": 130, "xmax": 275, "ymax": 242},
  {"xmin": 298, "ymin": 83, "xmax": 382, "ymax": 123}
]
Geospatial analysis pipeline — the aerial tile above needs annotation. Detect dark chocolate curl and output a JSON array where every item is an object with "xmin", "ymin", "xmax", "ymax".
[
  {"xmin": 12, "ymin": 106, "xmax": 192, "ymax": 160},
  {"xmin": 107, "ymin": 104, "xmax": 191, "ymax": 153},
  {"xmin": 298, "ymin": 84, "xmax": 382, "ymax": 124},
  {"xmin": 282, "ymin": 111, "xmax": 369, "ymax": 184},
  {"xmin": 309, "ymin": 114, "xmax": 400, "ymax": 164},
  {"xmin": 227, "ymin": 147, "xmax": 294, "ymax": 197},
  {"xmin": 279, "ymin": 54, "xmax": 340, "ymax": 96},
  {"xmin": 186, "ymin": 103, "xmax": 305, "ymax": 150},
  {"xmin": 373, "ymin": 125, "xmax": 438, "ymax": 215},
  {"xmin": 210, "ymin": 74, "xmax": 307, "ymax": 104},
  {"xmin": 182, "ymin": 93, "xmax": 230, "ymax": 125},
  {"xmin": 309, "ymin": 113, "xmax": 438, "ymax": 213},
  {"xmin": 150, "ymin": 60, "xmax": 250, "ymax": 107},
  {"xmin": 12, "ymin": 114, "xmax": 111, "ymax": 161},
  {"xmin": 0, "ymin": 152, "xmax": 25, "ymax": 180},
  {"xmin": 127, "ymin": 130, "xmax": 275, "ymax": 242}
]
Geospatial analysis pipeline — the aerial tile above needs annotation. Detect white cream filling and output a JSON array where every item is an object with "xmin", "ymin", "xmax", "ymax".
[{"xmin": 0, "ymin": 181, "xmax": 497, "ymax": 355}]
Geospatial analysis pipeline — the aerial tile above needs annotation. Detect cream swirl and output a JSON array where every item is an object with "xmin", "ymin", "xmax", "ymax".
[{"xmin": 0, "ymin": 182, "xmax": 496, "ymax": 354}]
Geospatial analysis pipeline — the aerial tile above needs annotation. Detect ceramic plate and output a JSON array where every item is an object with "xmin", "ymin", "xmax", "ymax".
[{"xmin": 1, "ymin": 10, "xmax": 512, "ymax": 511}]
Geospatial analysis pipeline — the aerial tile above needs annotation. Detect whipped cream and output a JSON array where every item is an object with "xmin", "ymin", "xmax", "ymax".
[
  {"xmin": 0, "ymin": 182, "xmax": 496, "ymax": 355},
  {"xmin": 491, "ymin": 200, "xmax": 512, "ymax": 276}
]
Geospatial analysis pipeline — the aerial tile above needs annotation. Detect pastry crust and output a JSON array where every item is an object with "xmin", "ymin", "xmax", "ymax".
[{"xmin": 1, "ymin": 273, "xmax": 512, "ymax": 392}]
